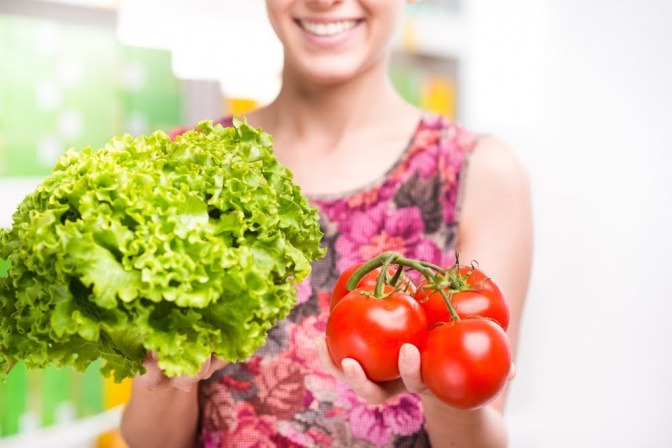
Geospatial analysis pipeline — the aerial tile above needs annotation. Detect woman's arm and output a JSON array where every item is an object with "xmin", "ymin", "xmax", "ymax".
[
  {"xmin": 120, "ymin": 353, "xmax": 227, "ymax": 448},
  {"xmin": 316, "ymin": 135, "xmax": 532, "ymax": 447},
  {"xmin": 120, "ymin": 379, "xmax": 200, "ymax": 448},
  {"xmin": 420, "ymin": 135, "xmax": 533, "ymax": 447},
  {"xmin": 456, "ymin": 135, "xmax": 533, "ymax": 395}
]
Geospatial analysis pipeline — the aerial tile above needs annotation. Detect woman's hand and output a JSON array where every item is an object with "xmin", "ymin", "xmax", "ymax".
[
  {"xmin": 315, "ymin": 337, "xmax": 422, "ymax": 404},
  {"xmin": 138, "ymin": 351, "xmax": 227, "ymax": 392},
  {"xmin": 316, "ymin": 337, "xmax": 516, "ymax": 406}
]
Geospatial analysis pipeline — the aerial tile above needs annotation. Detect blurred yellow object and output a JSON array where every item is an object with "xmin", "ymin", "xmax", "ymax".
[
  {"xmin": 422, "ymin": 76, "xmax": 457, "ymax": 119},
  {"xmin": 104, "ymin": 377, "xmax": 131, "ymax": 409},
  {"xmin": 97, "ymin": 427, "xmax": 129, "ymax": 448},
  {"xmin": 228, "ymin": 97, "xmax": 258, "ymax": 115},
  {"xmin": 95, "ymin": 377, "xmax": 131, "ymax": 447}
]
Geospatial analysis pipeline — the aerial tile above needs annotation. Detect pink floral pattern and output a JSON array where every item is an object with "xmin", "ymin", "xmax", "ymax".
[
  {"xmin": 198, "ymin": 114, "xmax": 476, "ymax": 447},
  {"xmin": 335, "ymin": 382, "xmax": 425, "ymax": 446}
]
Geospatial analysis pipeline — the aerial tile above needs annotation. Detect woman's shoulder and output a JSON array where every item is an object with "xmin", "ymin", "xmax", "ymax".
[
  {"xmin": 414, "ymin": 112, "xmax": 480, "ymax": 152},
  {"xmin": 468, "ymin": 134, "xmax": 529, "ymax": 187},
  {"xmin": 459, "ymin": 134, "xmax": 531, "ymax": 229},
  {"xmin": 408, "ymin": 114, "xmax": 530, "ymax": 220},
  {"xmin": 403, "ymin": 113, "xmax": 480, "ymax": 176},
  {"xmin": 414, "ymin": 113, "xmax": 525, "ymax": 173}
]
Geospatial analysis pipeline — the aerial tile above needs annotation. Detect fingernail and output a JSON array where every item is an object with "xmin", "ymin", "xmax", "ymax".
[
  {"xmin": 342, "ymin": 360, "xmax": 356, "ymax": 378},
  {"xmin": 401, "ymin": 344, "xmax": 415, "ymax": 360}
]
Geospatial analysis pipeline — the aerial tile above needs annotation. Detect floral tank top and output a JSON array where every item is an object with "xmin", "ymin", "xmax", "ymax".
[{"xmin": 195, "ymin": 113, "xmax": 477, "ymax": 447}]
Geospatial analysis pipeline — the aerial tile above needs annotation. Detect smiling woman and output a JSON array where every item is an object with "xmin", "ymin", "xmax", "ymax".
[
  {"xmin": 264, "ymin": 0, "xmax": 408, "ymax": 85},
  {"xmin": 119, "ymin": 1, "xmax": 533, "ymax": 447},
  {"xmin": 301, "ymin": 19, "xmax": 360, "ymax": 36}
]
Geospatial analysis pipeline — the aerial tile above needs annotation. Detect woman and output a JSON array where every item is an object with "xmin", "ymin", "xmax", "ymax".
[{"xmin": 121, "ymin": 0, "xmax": 533, "ymax": 446}]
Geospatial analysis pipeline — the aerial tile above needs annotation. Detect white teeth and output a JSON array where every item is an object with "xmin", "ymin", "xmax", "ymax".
[{"xmin": 300, "ymin": 20, "xmax": 357, "ymax": 37}]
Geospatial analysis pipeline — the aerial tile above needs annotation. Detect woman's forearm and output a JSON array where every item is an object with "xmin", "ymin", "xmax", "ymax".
[
  {"xmin": 422, "ymin": 395, "xmax": 508, "ymax": 448},
  {"xmin": 120, "ymin": 377, "xmax": 200, "ymax": 448}
]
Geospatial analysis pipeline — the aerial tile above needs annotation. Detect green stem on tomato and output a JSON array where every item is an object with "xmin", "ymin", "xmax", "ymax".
[
  {"xmin": 414, "ymin": 259, "xmax": 448, "ymax": 274},
  {"xmin": 436, "ymin": 287, "xmax": 460, "ymax": 321},
  {"xmin": 347, "ymin": 251, "xmax": 443, "ymax": 288},
  {"xmin": 343, "ymin": 251, "xmax": 462, "ymax": 320},
  {"xmin": 389, "ymin": 264, "xmax": 403, "ymax": 288},
  {"xmin": 345, "ymin": 252, "xmax": 399, "ymax": 292},
  {"xmin": 375, "ymin": 252, "xmax": 398, "ymax": 297}
]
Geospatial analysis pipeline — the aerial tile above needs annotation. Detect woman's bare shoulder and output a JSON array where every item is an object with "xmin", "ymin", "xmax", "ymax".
[
  {"xmin": 462, "ymin": 135, "xmax": 531, "ymax": 208},
  {"xmin": 458, "ymin": 133, "xmax": 532, "ymax": 253}
]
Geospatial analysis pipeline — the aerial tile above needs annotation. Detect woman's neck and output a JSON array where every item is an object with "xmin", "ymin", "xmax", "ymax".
[
  {"xmin": 240, "ymin": 61, "xmax": 423, "ymax": 196},
  {"xmin": 252, "ymin": 60, "xmax": 414, "ymax": 140}
]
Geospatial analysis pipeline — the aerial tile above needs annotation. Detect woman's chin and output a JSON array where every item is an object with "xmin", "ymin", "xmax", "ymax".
[{"xmin": 291, "ymin": 59, "xmax": 378, "ymax": 88}]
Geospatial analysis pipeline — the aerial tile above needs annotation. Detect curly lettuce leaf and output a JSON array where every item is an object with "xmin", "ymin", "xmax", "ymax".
[{"xmin": 0, "ymin": 119, "xmax": 325, "ymax": 381}]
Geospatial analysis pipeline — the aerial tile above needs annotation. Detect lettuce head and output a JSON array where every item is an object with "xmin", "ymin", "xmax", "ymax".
[{"xmin": 0, "ymin": 119, "xmax": 325, "ymax": 382}]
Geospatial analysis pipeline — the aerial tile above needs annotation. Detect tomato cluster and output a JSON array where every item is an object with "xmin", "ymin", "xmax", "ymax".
[{"xmin": 325, "ymin": 252, "xmax": 512, "ymax": 410}]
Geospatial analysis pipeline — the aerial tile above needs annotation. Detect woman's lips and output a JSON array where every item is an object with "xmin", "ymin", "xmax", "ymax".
[{"xmin": 297, "ymin": 19, "xmax": 359, "ymax": 37}]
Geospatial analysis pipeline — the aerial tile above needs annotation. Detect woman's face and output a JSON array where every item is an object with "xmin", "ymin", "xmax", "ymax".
[{"xmin": 265, "ymin": 0, "xmax": 407, "ymax": 85}]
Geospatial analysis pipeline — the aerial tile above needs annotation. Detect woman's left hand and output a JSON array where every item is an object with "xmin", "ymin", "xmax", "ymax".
[
  {"xmin": 315, "ymin": 337, "xmax": 426, "ymax": 404},
  {"xmin": 316, "ymin": 337, "xmax": 516, "ymax": 406}
]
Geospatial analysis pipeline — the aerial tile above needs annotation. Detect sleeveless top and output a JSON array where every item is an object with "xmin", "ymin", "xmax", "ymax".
[{"xmin": 195, "ymin": 113, "xmax": 477, "ymax": 448}]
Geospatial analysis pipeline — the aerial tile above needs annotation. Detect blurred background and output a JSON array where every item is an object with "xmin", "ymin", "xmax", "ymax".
[{"xmin": 0, "ymin": 0, "xmax": 670, "ymax": 447}]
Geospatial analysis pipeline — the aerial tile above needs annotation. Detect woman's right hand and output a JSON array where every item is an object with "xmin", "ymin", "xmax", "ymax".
[{"xmin": 138, "ymin": 351, "xmax": 227, "ymax": 392}]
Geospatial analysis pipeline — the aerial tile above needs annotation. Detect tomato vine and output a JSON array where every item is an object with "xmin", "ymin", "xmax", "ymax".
[{"xmin": 326, "ymin": 250, "xmax": 512, "ymax": 409}]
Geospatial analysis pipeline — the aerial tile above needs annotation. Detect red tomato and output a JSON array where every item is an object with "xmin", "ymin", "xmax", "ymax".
[
  {"xmin": 330, "ymin": 263, "xmax": 366, "ymax": 309},
  {"xmin": 326, "ymin": 286, "xmax": 428, "ymax": 382},
  {"xmin": 420, "ymin": 318, "xmax": 511, "ymax": 410},
  {"xmin": 415, "ymin": 266, "xmax": 509, "ymax": 330},
  {"xmin": 330, "ymin": 262, "xmax": 416, "ymax": 310}
]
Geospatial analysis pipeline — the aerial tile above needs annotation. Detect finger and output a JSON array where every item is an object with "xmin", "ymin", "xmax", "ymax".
[
  {"xmin": 140, "ymin": 371, "xmax": 170, "ymax": 390},
  {"xmin": 340, "ymin": 359, "xmax": 411, "ymax": 403},
  {"xmin": 140, "ymin": 352, "xmax": 170, "ymax": 390},
  {"xmin": 141, "ymin": 349, "xmax": 159, "ymax": 368},
  {"xmin": 508, "ymin": 362, "xmax": 517, "ymax": 381},
  {"xmin": 171, "ymin": 356, "xmax": 218, "ymax": 391},
  {"xmin": 315, "ymin": 337, "xmax": 344, "ymax": 378},
  {"xmin": 398, "ymin": 344, "xmax": 425, "ymax": 394},
  {"xmin": 315, "ymin": 338, "xmax": 384, "ymax": 403},
  {"xmin": 340, "ymin": 358, "xmax": 389, "ymax": 405},
  {"xmin": 192, "ymin": 355, "xmax": 227, "ymax": 380},
  {"xmin": 316, "ymin": 338, "xmax": 403, "ymax": 404},
  {"xmin": 206, "ymin": 357, "xmax": 227, "ymax": 376}
]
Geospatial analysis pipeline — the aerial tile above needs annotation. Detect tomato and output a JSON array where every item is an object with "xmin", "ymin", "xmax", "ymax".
[
  {"xmin": 415, "ymin": 266, "xmax": 509, "ymax": 330},
  {"xmin": 420, "ymin": 318, "xmax": 511, "ymax": 410},
  {"xmin": 330, "ymin": 262, "xmax": 416, "ymax": 310},
  {"xmin": 330, "ymin": 263, "xmax": 366, "ymax": 309},
  {"xmin": 326, "ymin": 286, "xmax": 428, "ymax": 382}
]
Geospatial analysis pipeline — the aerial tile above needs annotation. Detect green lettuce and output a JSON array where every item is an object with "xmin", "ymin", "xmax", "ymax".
[{"xmin": 0, "ymin": 119, "xmax": 325, "ymax": 382}]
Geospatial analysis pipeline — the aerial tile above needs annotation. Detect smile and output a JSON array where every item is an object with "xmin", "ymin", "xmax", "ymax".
[{"xmin": 298, "ymin": 20, "xmax": 359, "ymax": 37}]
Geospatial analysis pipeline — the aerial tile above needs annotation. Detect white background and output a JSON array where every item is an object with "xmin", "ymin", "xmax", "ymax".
[
  {"xmin": 461, "ymin": 0, "xmax": 672, "ymax": 446},
  {"xmin": 1, "ymin": 1, "xmax": 671, "ymax": 447}
]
